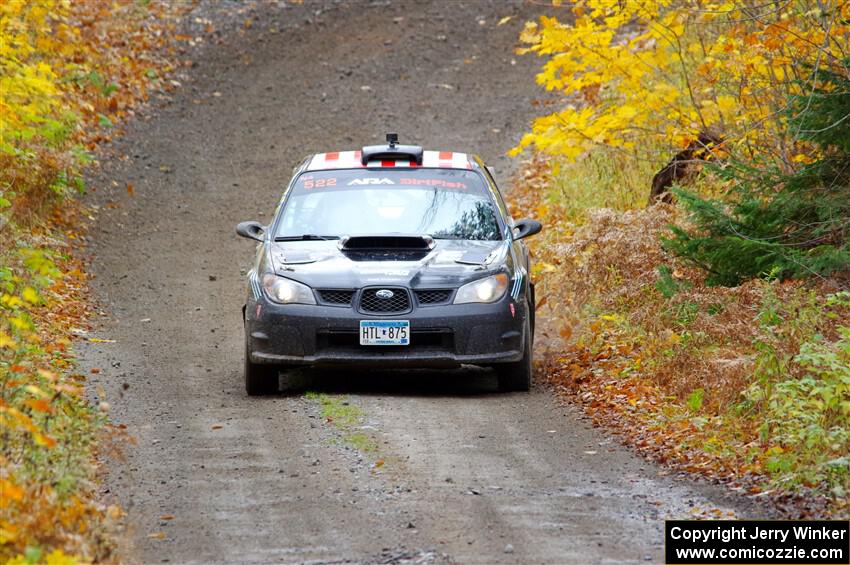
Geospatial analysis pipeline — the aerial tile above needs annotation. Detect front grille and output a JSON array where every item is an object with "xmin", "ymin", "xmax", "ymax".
[
  {"xmin": 359, "ymin": 287, "xmax": 411, "ymax": 314},
  {"xmin": 317, "ymin": 289, "xmax": 356, "ymax": 306},
  {"xmin": 415, "ymin": 289, "xmax": 452, "ymax": 305}
]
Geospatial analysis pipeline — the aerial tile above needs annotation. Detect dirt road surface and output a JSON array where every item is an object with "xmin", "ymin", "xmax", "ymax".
[{"xmin": 82, "ymin": 2, "xmax": 762, "ymax": 563}]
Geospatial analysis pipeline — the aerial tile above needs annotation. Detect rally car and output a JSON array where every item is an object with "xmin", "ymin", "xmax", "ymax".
[{"xmin": 236, "ymin": 134, "xmax": 542, "ymax": 395}]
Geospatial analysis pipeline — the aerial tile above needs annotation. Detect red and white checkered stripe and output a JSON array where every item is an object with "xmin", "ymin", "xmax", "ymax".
[
  {"xmin": 307, "ymin": 150, "xmax": 472, "ymax": 171},
  {"xmin": 422, "ymin": 150, "xmax": 472, "ymax": 169}
]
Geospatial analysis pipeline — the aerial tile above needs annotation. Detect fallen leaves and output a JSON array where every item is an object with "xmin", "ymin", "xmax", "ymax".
[
  {"xmin": 509, "ymin": 152, "xmax": 848, "ymax": 518},
  {"xmin": 23, "ymin": 398, "xmax": 52, "ymax": 414},
  {"xmin": 0, "ymin": 242, "xmax": 106, "ymax": 558},
  {"xmin": 1, "ymin": 0, "xmax": 192, "ymax": 559}
]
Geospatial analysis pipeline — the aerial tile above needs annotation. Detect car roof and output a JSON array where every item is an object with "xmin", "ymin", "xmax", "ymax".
[{"xmin": 305, "ymin": 150, "xmax": 474, "ymax": 172}]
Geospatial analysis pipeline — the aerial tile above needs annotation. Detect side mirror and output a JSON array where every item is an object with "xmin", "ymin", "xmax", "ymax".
[
  {"xmin": 512, "ymin": 218, "xmax": 542, "ymax": 240},
  {"xmin": 236, "ymin": 221, "xmax": 266, "ymax": 242}
]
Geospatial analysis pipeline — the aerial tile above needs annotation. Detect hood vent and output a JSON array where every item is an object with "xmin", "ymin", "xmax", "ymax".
[{"xmin": 339, "ymin": 235, "xmax": 436, "ymax": 251}]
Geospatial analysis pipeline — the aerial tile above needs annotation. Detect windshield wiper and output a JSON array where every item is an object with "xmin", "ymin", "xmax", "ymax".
[
  {"xmin": 430, "ymin": 235, "xmax": 464, "ymax": 240},
  {"xmin": 274, "ymin": 234, "xmax": 339, "ymax": 242}
]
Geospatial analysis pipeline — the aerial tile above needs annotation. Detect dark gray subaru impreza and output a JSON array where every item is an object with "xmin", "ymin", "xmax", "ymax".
[{"xmin": 236, "ymin": 135, "xmax": 542, "ymax": 395}]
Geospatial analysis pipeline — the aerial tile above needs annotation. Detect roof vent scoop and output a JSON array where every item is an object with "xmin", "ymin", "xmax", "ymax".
[{"xmin": 361, "ymin": 133, "xmax": 424, "ymax": 165}]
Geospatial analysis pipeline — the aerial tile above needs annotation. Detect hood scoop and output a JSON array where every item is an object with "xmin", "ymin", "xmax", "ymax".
[
  {"xmin": 338, "ymin": 234, "xmax": 435, "ymax": 262},
  {"xmin": 339, "ymin": 235, "xmax": 436, "ymax": 251}
]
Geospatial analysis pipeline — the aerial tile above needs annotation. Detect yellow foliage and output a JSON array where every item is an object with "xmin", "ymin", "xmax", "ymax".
[
  {"xmin": 21, "ymin": 286, "xmax": 39, "ymax": 304},
  {"xmin": 513, "ymin": 0, "xmax": 850, "ymax": 168},
  {"xmin": 0, "ymin": 0, "xmax": 69, "ymax": 149},
  {"xmin": 1, "ymin": 0, "xmax": 187, "ymax": 224},
  {"xmin": 1, "ymin": 1, "xmax": 188, "ymax": 559}
]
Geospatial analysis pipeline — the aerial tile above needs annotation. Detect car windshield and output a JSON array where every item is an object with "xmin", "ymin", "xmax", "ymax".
[{"xmin": 275, "ymin": 169, "xmax": 502, "ymax": 241}]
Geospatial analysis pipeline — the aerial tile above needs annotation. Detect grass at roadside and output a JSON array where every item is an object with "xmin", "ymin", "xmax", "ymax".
[
  {"xmin": 510, "ymin": 156, "xmax": 849, "ymax": 518},
  {"xmin": 539, "ymin": 148, "xmax": 657, "ymax": 223},
  {"xmin": 1, "ymin": 1, "xmax": 189, "ymax": 559},
  {"xmin": 305, "ymin": 392, "xmax": 379, "ymax": 455}
]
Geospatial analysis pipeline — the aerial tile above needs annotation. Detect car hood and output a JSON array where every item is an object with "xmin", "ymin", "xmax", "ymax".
[{"xmin": 268, "ymin": 239, "xmax": 508, "ymax": 288}]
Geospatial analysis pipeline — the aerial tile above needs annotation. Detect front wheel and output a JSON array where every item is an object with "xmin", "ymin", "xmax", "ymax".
[
  {"xmin": 245, "ymin": 334, "xmax": 279, "ymax": 396},
  {"xmin": 496, "ymin": 317, "xmax": 532, "ymax": 392}
]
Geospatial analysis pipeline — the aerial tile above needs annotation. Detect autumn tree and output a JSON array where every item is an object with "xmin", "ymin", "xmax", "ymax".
[
  {"xmin": 515, "ymin": 0, "xmax": 850, "ymax": 284},
  {"xmin": 665, "ymin": 64, "xmax": 850, "ymax": 285}
]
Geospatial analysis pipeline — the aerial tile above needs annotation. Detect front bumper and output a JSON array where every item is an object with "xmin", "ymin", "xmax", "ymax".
[{"xmin": 245, "ymin": 294, "xmax": 528, "ymax": 368}]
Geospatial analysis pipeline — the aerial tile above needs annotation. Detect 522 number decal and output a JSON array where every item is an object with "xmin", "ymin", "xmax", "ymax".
[{"xmin": 302, "ymin": 177, "xmax": 337, "ymax": 189}]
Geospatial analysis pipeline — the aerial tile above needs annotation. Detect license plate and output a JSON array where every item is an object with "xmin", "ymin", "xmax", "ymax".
[{"xmin": 359, "ymin": 320, "xmax": 410, "ymax": 346}]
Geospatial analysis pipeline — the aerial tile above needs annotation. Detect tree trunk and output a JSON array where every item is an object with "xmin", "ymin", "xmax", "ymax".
[{"xmin": 648, "ymin": 131, "xmax": 722, "ymax": 205}]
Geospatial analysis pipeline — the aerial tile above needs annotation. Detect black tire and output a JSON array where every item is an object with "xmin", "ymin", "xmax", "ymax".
[
  {"xmin": 245, "ymin": 334, "xmax": 279, "ymax": 396},
  {"xmin": 496, "ymin": 316, "xmax": 533, "ymax": 392}
]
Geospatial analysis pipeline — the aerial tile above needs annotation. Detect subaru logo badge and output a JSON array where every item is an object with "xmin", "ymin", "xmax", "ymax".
[{"xmin": 376, "ymin": 289, "xmax": 394, "ymax": 299}]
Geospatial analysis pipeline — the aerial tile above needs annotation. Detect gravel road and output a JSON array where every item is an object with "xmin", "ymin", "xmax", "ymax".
[{"xmin": 82, "ymin": 1, "xmax": 761, "ymax": 563}]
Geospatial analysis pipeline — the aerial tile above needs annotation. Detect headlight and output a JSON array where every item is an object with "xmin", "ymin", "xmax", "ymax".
[
  {"xmin": 261, "ymin": 274, "xmax": 316, "ymax": 304},
  {"xmin": 454, "ymin": 273, "xmax": 509, "ymax": 304}
]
